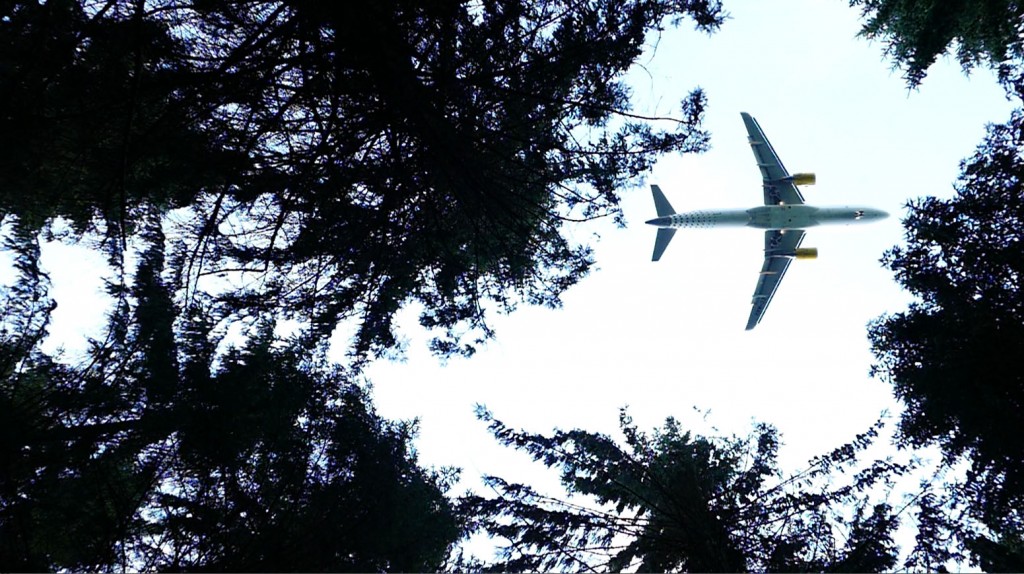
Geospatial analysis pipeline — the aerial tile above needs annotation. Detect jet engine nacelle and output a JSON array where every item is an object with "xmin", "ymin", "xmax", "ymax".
[
  {"xmin": 794, "ymin": 247, "xmax": 818, "ymax": 260},
  {"xmin": 790, "ymin": 172, "xmax": 816, "ymax": 185}
]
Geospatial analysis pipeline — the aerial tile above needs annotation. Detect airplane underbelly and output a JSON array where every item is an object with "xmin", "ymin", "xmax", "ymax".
[{"xmin": 745, "ymin": 206, "xmax": 820, "ymax": 229}]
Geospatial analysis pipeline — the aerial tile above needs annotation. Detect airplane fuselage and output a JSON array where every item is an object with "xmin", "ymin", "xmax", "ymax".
[
  {"xmin": 645, "ymin": 205, "xmax": 888, "ymax": 230},
  {"xmin": 647, "ymin": 112, "xmax": 891, "ymax": 329}
]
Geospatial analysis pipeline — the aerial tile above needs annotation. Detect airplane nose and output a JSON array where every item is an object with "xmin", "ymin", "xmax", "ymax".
[{"xmin": 646, "ymin": 216, "xmax": 669, "ymax": 226}]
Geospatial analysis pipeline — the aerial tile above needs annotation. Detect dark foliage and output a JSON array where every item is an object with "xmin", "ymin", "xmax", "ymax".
[
  {"xmin": 968, "ymin": 529, "xmax": 1024, "ymax": 573},
  {"xmin": 0, "ymin": 0, "xmax": 733, "ymax": 569},
  {"xmin": 869, "ymin": 106, "xmax": 1024, "ymax": 560},
  {"xmin": 186, "ymin": 0, "xmax": 723, "ymax": 360},
  {"xmin": 467, "ymin": 407, "xmax": 909, "ymax": 572},
  {"xmin": 0, "ymin": 1, "xmax": 240, "ymax": 246},
  {"xmin": 0, "ymin": 225, "xmax": 464, "ymax": 572},
  {"xmin": 1, "ymin": 0, "xmax": 724, "ymax": 360},
  {"xmin": 850, "ymin": 0, "xmax": 1024, "ymax": 87}
]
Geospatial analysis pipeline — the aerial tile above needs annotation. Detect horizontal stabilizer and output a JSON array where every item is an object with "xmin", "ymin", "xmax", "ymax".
[
  {"xmin": 651, "ymin": 185, "xmax": 676, "ymax": 217},
  {"xmin": 652, "ymin": 228, "xmax": 676, "ymax": 261}
]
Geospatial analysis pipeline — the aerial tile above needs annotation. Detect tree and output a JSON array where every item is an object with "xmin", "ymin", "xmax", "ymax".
[
  {"xmin": 179, "ymin": 0, "xmax": 724, "ymax": 360},
  {"xmin": 467, "ymin": 407, "xmax": 911, "ymax": 572},
  {"xmin": 868, "ymin": 105, "xmax": 1024, "ymax": 562},
  {"xmin": 849, "ymin": 0, "xmax": 1024, "ymax": 87},
  {"xmin": 2, "ymin": 0, "xmax": 724, "ymax": 361},
  {"xmin": 0, "ymin": 222, "xmax": 465, "ymax": 571},
  {"xmin": 149, "ymin": 349, "xmax": 465, "ymax": 572},
  {"xmin": 967, "ymin": 530, "xmax": 1024, "ymax": 573},
  {"xmin": 0, "ymin": 1, "xmax": 240, "ymax": 247}
]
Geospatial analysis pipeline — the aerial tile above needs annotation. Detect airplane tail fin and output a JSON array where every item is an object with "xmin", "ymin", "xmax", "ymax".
[
  {"xmin": 651, "ymin": 184, "xmax": 675, "ymax": 217},
  {"xmin": 650, "ymin": 185, "xmax": 677, "ymax": 261},
  {"xmin": 652, "ymin": 228, "xmax": 676, "ymax": 261}
]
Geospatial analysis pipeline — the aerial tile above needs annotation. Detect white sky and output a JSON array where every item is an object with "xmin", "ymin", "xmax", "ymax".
[{"xmin": 17, "ymin": 0, "xmax": 1016, "ymax": 562}]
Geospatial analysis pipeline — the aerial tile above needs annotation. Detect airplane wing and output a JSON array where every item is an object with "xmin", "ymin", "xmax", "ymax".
[
  {"xmin": 745, "ymin": 229, "xmax": 805, "ymax": 330},
  {"xmin": 740, "ymin": 112, "xmax": 805, "ymax": 206}
]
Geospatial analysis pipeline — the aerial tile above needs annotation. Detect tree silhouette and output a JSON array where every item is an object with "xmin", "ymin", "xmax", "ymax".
[
  {"xmin": 869, "ymin": 105, "xmax": 1024, "ymax": 570},
  {"xmin": 1, "ymin": 0, "xmax": 733, "ymax": 569},
  {"xmin": 850, "ymin": 0, "xmax": 1024, "ymax": 87},
  {"xmin": 183, "ymin": 0, "xmax": 724, "ymax": 360},
  {"xmin": 0, "ymin": 222, "xmax": 465, "ymax": 571},
  {"xmin": 0, "ymin": 1, "xmax": 239, "ymax": 249},
  {"xmin": 467, "ymin": 407, "xmax": 911, "ymax": 572},
  {"xmin": 1, "ymin": 0, "xmax": 725, "ymax": 360}
]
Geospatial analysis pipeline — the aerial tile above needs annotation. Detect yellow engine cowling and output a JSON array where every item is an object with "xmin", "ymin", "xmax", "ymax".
[
  {"xmin": 795, "ymin": 247, "xmax": 818, "ymax": 260},
  {"xmin": 791, "ymin": 172, "xmax": 816, "ymax": 185}
]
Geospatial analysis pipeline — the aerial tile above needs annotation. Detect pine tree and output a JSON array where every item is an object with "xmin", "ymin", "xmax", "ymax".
[
  {"xmin": 850, "ymin": 0, "xmax": 1024, "ymax": 87},
  {"xmin": 869, "ymin": 104, "xmax": 1024, "ymax": 565},
  {"xmin": 468, "ymin": 407, "xmax": 907, "ymax": 572},
  {"xmin": 0, "ymin": 223, "xmax": 466, "ymax": 571}
]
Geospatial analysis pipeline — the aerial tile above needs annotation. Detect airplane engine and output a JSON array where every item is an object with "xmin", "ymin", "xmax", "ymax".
[
  {"xmin": 791, "ymin": 172, "xmax": 816, "ymax": 185},
  {"xmin": 794, "ymin": 247, "xmax": 818, "ymax": 260}
]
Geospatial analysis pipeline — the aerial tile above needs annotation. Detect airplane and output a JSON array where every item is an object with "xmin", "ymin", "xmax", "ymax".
[{"xmin": 646, "ymin": 112, "xmax": 888, "ymax": 330}]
